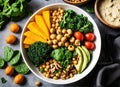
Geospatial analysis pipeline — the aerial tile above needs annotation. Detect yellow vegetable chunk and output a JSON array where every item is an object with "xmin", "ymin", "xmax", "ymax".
[
  {"xmin": 35, "ymin": 15, "xmax": 50, "ymax": 40},
  {"xmin": 24, "ymin": 31, "xmax": 47, "ymax": 43},
  {"xmin": 42, "ymin": 10, "xmax": 51, "ymax": 29},
  {"xmin": 27, "ymin": 22, "xmax": 47, "ymax": 41},
  {"xmin": 23, "ymin": 37, "xmax": 36, "ymax": 45}
]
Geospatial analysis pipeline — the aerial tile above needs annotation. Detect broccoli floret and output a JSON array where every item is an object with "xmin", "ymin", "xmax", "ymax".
[{"xmin": 27, "ymin": 42, "xmax": 53, "ymax": 67}]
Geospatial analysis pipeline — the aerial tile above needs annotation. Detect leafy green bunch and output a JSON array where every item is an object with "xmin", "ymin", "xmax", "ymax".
[
  {"xmin": 0, "ymin": 0, "xmax": 31, "ymax": 30},
  {"xmin": 60, "ymin": 9, "xmax": 93, "ymax": 33}
]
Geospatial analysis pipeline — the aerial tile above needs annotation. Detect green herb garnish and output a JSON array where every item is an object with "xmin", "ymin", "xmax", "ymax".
[{"xmin": 1, "ymin": 77, "xmax": 7, "ymax": 84}]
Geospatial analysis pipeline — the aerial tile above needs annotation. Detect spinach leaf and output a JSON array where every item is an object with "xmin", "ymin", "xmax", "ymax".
[
  {"xmin": 14, "ymin": 62, "xmax": 29, "ymax": 74},
  {"xmin": 1, "ymin": 77, "xmax": 7, "ymax": 84},
  {"xmin": 0, "ymin": 57, "xmax": 5, "ymax": 68},
  {"xmin": 4, "ymin": 46, "xmax": 14, "ymax": 62},
  {"xmin": 9, "ymin": 50, "xmax": 21, "ymax": 65}
]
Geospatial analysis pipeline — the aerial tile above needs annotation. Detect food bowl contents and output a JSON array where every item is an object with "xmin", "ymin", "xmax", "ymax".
[
  {"xmin": 64, "ymin": 0, "xmax": 88, "ymax": 3},
  {"xmin": 99, "ymin": 0, "xmax": 120, "ymax": 26},
  {"xmin": 22, "ymin": 7, "xmax": 96, "ymax": 80}
]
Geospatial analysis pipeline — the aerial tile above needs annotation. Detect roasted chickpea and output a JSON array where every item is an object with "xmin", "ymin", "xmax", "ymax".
[
  {"xmin": 55, "ymin": 23, "xmax": 59, "ymax": 27},
  {"xmin": 62, "ymin": 29, "xmax": 67, "ymax": 34},
  {"xmin": 65, "ymin": 42, "xmax": 69, "ymax": 47},
  {"xmin": 69, "ymin": 73, "xmax": 73, "ymax": 78},
  {"xmin": 44, "ymin": 68, "xmax": 49, "ymax": 72},
  {"xmin": 61, "ymin": 36, "xmax": 67, "ymax": 42},
  {"xmin": 74, "ymin": 39, "xmax": 80, "ymax": 46},
  {"xmin": 73, "ymin": 60, "xmax": 78, "ymax": 65},
  {"xmin": 67, "ymin": 29, "xmax": 72, "ymax": 35},
  {"xmin": 58, "ymin": 42, "xmax": 64, "ymax": 47},
  {"xmin": 70, "ymin": 37, "xmax": 75, "ymax": 43},
  {"xmin": 52, "ymin": 23, "xmax": 55, "ymax": 28},
  {"xmin": 52, "ymin": 45, "xmax": 58, "ymax": 49},
  {"xmin": 50, "ymin": 34, "xmax": 56, "ymax": 40},
  {"xmin": 53, "ymin": 76, "xmax": 58, "ymax": 80},
  {"xmin": 56, "ymin": 29, "xmax": 62, "ymax": 34},
  {"xmin": 45, "ymin": 73, "xmax": 50, "ymax": 78},
  {"xmin": 47, "ymin": 40, "xmax": 53, "ymax": 45},
  {"xmin": 56, "ymin": 34, "xmax": 62, "ymax": 41},
  {"xmin": 64, "ymin": 34, "xmax": 70, "ymax": 38},
  {"xmin": 68, "ymin": 45, "xmax": 75, "ymax": 51},
  {"xmin": 52, "ymin": 39, "xmax": 58, "ymax": 45},
  {"xmin": 50, "ymin": 28, "xmax": 55, "ymax": 34}
]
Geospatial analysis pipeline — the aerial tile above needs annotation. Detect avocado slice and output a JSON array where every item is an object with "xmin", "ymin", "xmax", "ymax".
[
  {"xmin": 75, "ymin": 48, "xmax": 83, "ymax": 73},
  {"xmin": 78, "ymin": 46, "xmax": 88, "ymax": 72},
  {"xmin": 81, "ymin": 46, "xmax": 91, "ymax": 62}
]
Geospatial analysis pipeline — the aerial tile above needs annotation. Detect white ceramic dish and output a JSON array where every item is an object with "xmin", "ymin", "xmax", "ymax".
[{"xmin": 20, "ymin": 3, "xmax": 101, "ymax": 84}]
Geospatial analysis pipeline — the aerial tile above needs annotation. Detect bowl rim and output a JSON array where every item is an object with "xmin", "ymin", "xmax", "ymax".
[
  {"xmin": 20, "ymin": 3, "xmax": 101, "ymax": 85},
  {"xmin": 94, "ymin": 0, "xmax": 120, "ymax": 29}
]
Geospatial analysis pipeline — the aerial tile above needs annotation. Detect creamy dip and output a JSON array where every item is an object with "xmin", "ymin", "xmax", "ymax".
[{"xmin": 99, "ymin": 0, "xmax": 120, "ymax": 26}]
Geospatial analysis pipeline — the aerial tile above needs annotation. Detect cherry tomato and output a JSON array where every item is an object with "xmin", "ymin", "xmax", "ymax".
[
  {"xmin": 85, "ymin": 33, "xmax": 95, "ymax": 41},
  {"xmin": 84, "ymin": 41, "xmax": 95, "ymax": 50},
  {"xmin": 74, "ymin": 32, "xmax": 84, "ymax": 41}
]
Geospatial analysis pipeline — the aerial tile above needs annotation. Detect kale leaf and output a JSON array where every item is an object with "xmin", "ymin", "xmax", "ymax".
[{"xmin": 27, "ymin": 42, "xmax": 53, "ymax": 67}]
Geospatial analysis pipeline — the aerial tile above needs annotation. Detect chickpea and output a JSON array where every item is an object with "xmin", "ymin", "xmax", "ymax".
[
  {"xmin": 58, "ymin": 41, "xmax": 64, "ymax": 47},
  {"xmin": 64, "ymin": 34, "xmax": 71, "ymax": 38},
  {"xmin": 56, "ymin": 73, "xmax": 60, "ymax": 77},
  {"xmin": 62, "ymin": 29, "xmax": 67, "ymax": 34},
  {"xmin": 42, "ymin": 64, "xmax": 46, "ymax": 68},
  {"xmin": 65, "ymin": 42, "xmax": 69, "ymax": 47},
  {"xmin": 46, "ymin": 65, "xmax": 50, "ymax": 69},
  {"xmin": 72, "ymin": 58, "xmax": 76, "ymax": 61},
  {"xmin": 55, "ymin": 23, "xmax": 59, "ymax": 27},
  {"xmin": 52, "ymin": 45, "xmax": 58, "ymax": 49},
  {"xmin": 50, "ymin": 28, "xmax": 55, "ymax": 34},
  {"xmin": 43, "ymin": 72, "xmax": 47, "ymax": 76},
  {"xmin": 53, "ymin": 76, "xmax": 58, "ymax": 80},
  {"xmin": 57, "ymin": 27, "xmax": 61, "ymax": 30},
  {"xmin": 50, "ymin": 74, "xmax": 54, "ymax": 78},
  {"xmin": 44, "ymin": 68, "xmax": 49, "ymax": 72},
  {"xmin": 61, "ymin": 36, "xmax": 67, "ymax": 42},
  {"xmin": 46, "ymin": 62, "xmax": 50, "ymax": 65},
  {"xmin": 60, "ymin": 9, "xmax": 64, "ymax": 13},
  {"xmin": 69, "ymin": 73, "xmax": 73, "ymax": 78},
  {"xmin": 70, "ymin": 37, "xmax": 75, "ymax": 43},
  {"xmin": 50, "ymin": 34, "xmax": 56, "ymax": 40},
  {"xmin": 67, "ymin": 29, "xmax": 73, "ymax": 35},
  {"xmin": 74, "ymin": 39, "xmax": 80, "ymax": 46},
  {"xmin": 45, "ymin": 73, "xmax": 50, "ymax": 78},
  {"xmin": 47, "ymin": 40, "xmax": 53, "ymax": 45},
  {"xmin": 56, "ymin": 19, "xmax": 59, "ymax": 23},
  {"xmin": 35, "ymin": 81, "xmax": 41, "ymax": 86},
  {"xmin": 68, "ymin": 45, "xmax": 75, "ymax": 51},
  {"xmin": 56, "ymin": 29, "xmax": 62, "ymax": 34},
  {"xmin": 52, "ymin": 12, "xmax": 56, "ymax": 16},
  {"xmin": 56, "ymin": 34, "xmax": 62, "ymax": 41},
  {"xmin": 52, "ymin": 23, "xmax": 55, "ymax": 28},
  {"xmin": 52, "ymin": 39, "xmax": 58, "ymax": 45},
  {"xmin": 73, "ymin": 60, "xmax": 78, "ymax": 65}
]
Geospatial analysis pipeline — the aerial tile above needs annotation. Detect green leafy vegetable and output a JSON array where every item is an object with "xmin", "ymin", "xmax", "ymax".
[
  {"xmin": 1, "ymin": 77, "xmax": 7, "ymax": 84},
  {"xmin": 4, "ymin": 46, "xmax": 14, "ymax": 62},
  {"xmin": 14, "ymin": 62, "xmax": 29, "ymax": 74},
  {"xmin": 84, "ymin": 6, "xmax": 94, "ymax": 13},
  {"xmin": 9, "ymin": 51, "xmax": 21, "ymax": 65},
  {"xmin": 59, "ymin": 9, "xmax": 93, "ymax": 33},
  {"xmin": 0, "ymin": 0, "xmax": 31, "ymax": 30},
  {"xmin": 0, "ymin": 57, "xmax": 5, "ymax": 68},
  {"xmin": 27, "ymin": 41, "xmax": 53, "ymax": 67},
  {"xmin": 51, "ymin": 47, "xmax": 73, "ymax": 69}
]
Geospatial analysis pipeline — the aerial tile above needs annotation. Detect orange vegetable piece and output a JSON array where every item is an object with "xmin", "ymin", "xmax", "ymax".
[
  {"xmin": 5, "ymin": 34, "xmax": 17, "ymax": 44},
  {"xmin": 14, "ymin": 74, "xmax": 24, "ymax": 84},
  {"xmin": 27, "ymin": 22, "xmax": 48, "ymax": 41},
  {"xmin": 4, "ymin": 66, "xmax": 14, "ymax": 75},
  {"xmin": 24, "ymin": 31, "xmax": 47, "ymax": 42},
  {"xmin": 10, "ymin": 23, "xmax": 20, "ymax": 33},
  {"xmin": 42, "ymin": 10, "xmax": 51, "ymax": 29},
  {"xmin": 35, "ymin": 15, "xmax": 50, "ymax": 40},
  {"xmin": 23, "ymin": 37, "xmax": 36, "ymax": 45}
]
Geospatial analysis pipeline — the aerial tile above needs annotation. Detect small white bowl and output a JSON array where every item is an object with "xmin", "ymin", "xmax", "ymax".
[{"xmin": 20, "ymin": 3, "xmax": 101, "ymax": 85}]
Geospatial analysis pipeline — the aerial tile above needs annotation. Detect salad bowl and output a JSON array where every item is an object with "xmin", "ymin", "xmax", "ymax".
[{"xmin": 20, "ymin": 3, "xmax": 101, "ymax": 84}]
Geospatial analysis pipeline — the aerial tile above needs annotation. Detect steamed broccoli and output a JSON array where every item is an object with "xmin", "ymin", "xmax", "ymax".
[{"xmin": 27, "ymin": 42, "xmax": 53, "ymax": 67}]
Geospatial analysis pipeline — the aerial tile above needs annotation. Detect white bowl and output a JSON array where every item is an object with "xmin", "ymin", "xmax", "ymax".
[{"xmin": 20, "ymin": 3, "xmax": 101, "ymax": 85}]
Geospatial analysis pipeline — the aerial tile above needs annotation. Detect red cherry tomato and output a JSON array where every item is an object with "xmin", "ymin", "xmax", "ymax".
[
  {"xmin": 85, "ymin": 33, "xmax": 96, "ymax": 41},
  {"xmin": 74, "ymin": 32, "xmax": 84, "ymax": 41},
  {"xmin": 84, "ymin": 41, "xmax": 95, "ymax": 50}
]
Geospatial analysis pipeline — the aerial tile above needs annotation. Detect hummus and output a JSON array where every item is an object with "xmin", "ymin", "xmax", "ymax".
[{"xmin": 99, "ymin": 0, "xmax": 120, "ymax": 26}]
